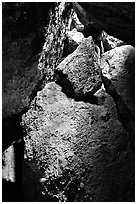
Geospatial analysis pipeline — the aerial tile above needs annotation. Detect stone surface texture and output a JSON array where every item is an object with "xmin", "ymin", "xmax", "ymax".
[
  {"xmin": 21, "ymin": 82, "xmax": 134, "ymax": 201},
  {"xmin": 56, "ymin": 36, "xmax": 102, "ymax": 98},
  {"xmin": 101, "ymin": 45, "xmax": 135, "ymax": 116}
]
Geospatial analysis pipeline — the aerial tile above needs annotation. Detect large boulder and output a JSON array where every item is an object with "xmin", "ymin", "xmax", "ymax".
[
  {"xmin": 21, "ymin": 82, "xmax": 134, "ymax": 202},
  {"xmin": 55, "ymin": 36, "xmax": 102, "ymax": 98}
]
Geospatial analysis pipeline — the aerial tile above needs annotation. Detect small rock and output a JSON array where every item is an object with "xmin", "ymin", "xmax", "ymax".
[
  {"xmin": 66, "ymin": 28, "xmax": 84, "ymax": 53},
  {"xmin": 56, "ymin": 36, "xmax": 102, "ymax": 98}
]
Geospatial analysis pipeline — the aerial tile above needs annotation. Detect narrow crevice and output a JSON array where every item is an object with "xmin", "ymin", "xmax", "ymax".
[
  {"xmin": 54, "ymin": 69, "xmax": 75, "ymax": 99},
  {"xmin": 102, "ymin": 75, "xmax": 135, "ymax": 152},
  {"xmin": 28, "ymin": 72, "xmax": 48, "ymax": 105}
]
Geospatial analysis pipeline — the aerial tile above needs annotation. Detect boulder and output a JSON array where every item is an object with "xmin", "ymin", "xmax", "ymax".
[
  {"xmin": 21, "ymin": 82, "xmax": 134, "ymax": 202},
  {"xmin": 2, "ymin": 2, "xmax": 74, "ymax": 151},
  {"xmin": 101, "ymin": 45, "xmax": 135, "ymax": 116},
  {"xmin": 66, "ymin": 28, "xmax": 84, "ymax": 53},
  {"xmin": 55, "ymin": 36, "xmax": 102, "ymax": 98},
  {"xmin": 101, "ymin": 45, "xmax": 135, "ymax": 150}
]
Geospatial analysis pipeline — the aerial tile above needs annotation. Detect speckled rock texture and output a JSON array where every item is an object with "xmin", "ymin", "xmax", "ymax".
[
  {"xmin": 101, "ymin": 45, "xmax": 135, "ymax": 117},
  {"xmin": 38, "ymin": 3, "xmax": 73, "ymax": 81},
  {"xmin": 56, "ymin": 36, "xmax": 102, "ymax": 98},
  {"xmin": 21, "ymin": 82, "xmax": 135, "ymax": 201}
]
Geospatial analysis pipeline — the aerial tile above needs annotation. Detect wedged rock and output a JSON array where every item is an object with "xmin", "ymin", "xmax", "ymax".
[
  {"xmin": 70, "ymin": 11, "xmax": 84, "ymax": 32},
  {"xmin": 55, "ymin": 36, "xmax": 102, "ymax": 98},
  {"xmin": 66, "ymin": 28, "xmax": 84, "ymax": 53},
  {"xmin": 21, "ymin": 82, "xmax": 134, "ymax": 202},
  {"xmin": 101, "ymin": 45, "xmax": 135, "ymax": 150}
]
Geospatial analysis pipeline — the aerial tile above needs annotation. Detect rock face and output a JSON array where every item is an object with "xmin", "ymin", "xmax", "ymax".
[
  {"xmin": 55, "ymin": 36, "xmax": 102, "ymax": 98},
  {"xmin": 66, "ymin": 28, "xmax": 84, "ymax": 53},
  {"xmin": 101, "ymin": 45, "xmax": 135, "ymax": 116},
  {"xmin": 2, "ymin": 2, "xmax": 73, "ymax": 152},
  {"xmin": 101, "ymin": 45, "xmax": 135, "ymax": 150},
  {"xmin": 21, "ymin": 82, "xmax": 135, "ymax": 202},
  {"xmin": 38, "ymin": 2, "xmax": 73, "ymax": 81}
]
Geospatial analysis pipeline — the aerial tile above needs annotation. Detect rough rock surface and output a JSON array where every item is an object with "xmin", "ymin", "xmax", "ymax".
[
  {"xmin": 101, "ymin": 45, "xmax": 135, "ymax": 116},
  {"xmin": 2, "ymin": 2, "xmax": 73, "ymax": 152},
  {"xmin": 101, "ymin": 45, "xmax": 135, "ymax": 151},
  {"xmin": 55, "ymin": 36, "xmax": 102, "ymax": 98},
  {"xmin": 21, "ymin": 82, "xmax": 134, "ymax": 201},
  {"xmin": 66, "ymin": 28, "xmax": 84, "ymax": 53},
  {"xmin": 2, "ymin": 60, "xmax": 40, "ymax": 119},
  {"xmin": 38, "ymin": 3, "xmax": 73, "ymax": 80}
]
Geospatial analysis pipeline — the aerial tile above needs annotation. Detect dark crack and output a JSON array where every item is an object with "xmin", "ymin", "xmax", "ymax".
[{"xmin": 54, "ymin": 69, "xmax": 75, "ymax": 99}]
